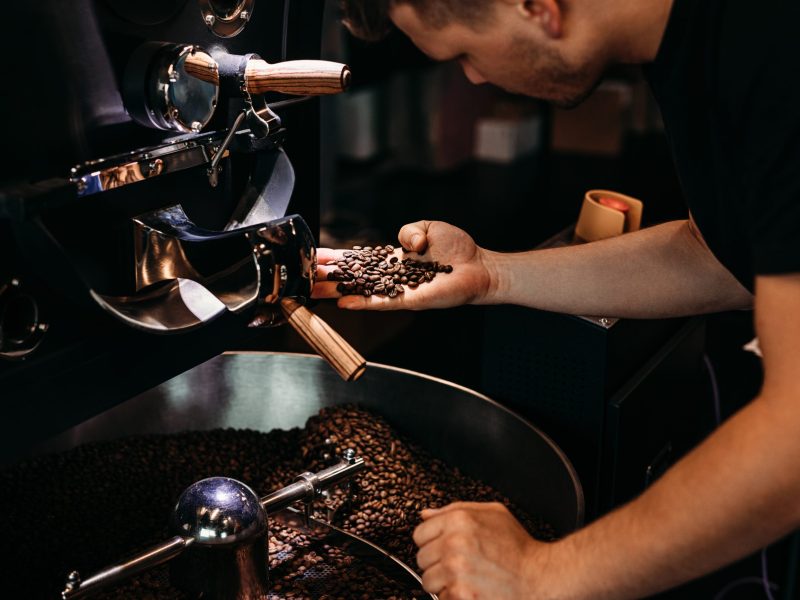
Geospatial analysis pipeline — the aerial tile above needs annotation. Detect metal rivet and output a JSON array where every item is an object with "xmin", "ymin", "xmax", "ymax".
[
  {"xmin": 240, "ymin": 10, "xmax": 249, "ymax": 20},
  {"xmin": 204, "ymin": 14, "xmax": 216, "ymax": 26}
]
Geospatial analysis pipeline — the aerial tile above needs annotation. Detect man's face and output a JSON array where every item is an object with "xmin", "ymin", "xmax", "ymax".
[{"xmin": 389, "ymin": 2, "xmax": 604, "ymax": 107}]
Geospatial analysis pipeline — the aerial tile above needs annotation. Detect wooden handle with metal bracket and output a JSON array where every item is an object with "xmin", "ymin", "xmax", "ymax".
[
  {"xmin": 183, "ymin": 51, "xmax": 220, "ymax": 86},
  {"xmin": 280, "ymin": 298, "xmax": 366, "ymax": 382},
  {"xmin": 245, "ymin": 59, "xmax": 351, "ymax": 95},
  {"xmin": 184, "ymin": 55, "xmax": 350, "ymax": 96}
]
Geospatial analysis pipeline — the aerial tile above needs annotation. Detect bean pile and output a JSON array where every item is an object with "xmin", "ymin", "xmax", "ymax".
[
  {"xmin": 325, "ymin": 245, "xmax": 453, "ymax": 298},
  {"xmin": 1, "ymin": 406, "xmax": 555, "ymax": 599}
]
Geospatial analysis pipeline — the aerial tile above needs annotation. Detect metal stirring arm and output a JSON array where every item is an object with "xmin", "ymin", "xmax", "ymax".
[
  {"xmin": 61, "ymin": 454, "xmax": 366, "ymax": 600},
  {"xmin": 62, "ymin": 537, "xmax": 191, "ymax": 600},
  {"xmin": 260, "ymin": 451, "xmax": 366, "ymax": 514}
]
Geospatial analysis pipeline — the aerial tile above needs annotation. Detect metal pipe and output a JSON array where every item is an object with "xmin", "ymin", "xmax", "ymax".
[
  {"xmin": 260, "ymin": 455, "xmax": 365, "ymax": 513},
  {"xmin": 62, "ymin": 536, "xmax": 190, "ymax": 599}
]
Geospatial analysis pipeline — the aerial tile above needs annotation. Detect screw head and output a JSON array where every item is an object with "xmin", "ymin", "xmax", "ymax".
[
  {"xmin": 240, "ymin": 10, "xmax": 250, "ymax": 20},
  {"xmin": 204, "ymin": 13, "xmax": 216, "ymax": 26}
]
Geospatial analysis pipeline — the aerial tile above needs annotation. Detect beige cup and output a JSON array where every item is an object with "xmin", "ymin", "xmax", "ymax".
[{"xmin": 574, "ymin": 189, "xmax": 643, "ymax": 243}]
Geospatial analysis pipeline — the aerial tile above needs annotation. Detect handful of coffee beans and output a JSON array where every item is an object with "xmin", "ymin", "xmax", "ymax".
[{"xmin": 325, "ymin": 245, "xmax": 453, "ymax": 298}]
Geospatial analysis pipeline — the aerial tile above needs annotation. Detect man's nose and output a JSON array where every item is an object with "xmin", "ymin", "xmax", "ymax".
[{"xmin": 460, "ymin": 59, "xmax": 487, "ymax": 84}]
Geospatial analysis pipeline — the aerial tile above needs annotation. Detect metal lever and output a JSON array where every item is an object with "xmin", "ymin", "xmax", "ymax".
[
  {"xmin": 260, "ymin": 451, "xmax": 366, "ymax": 513},
  {"xmin": 61, "ymin": 453, "xmax": 366, "ymax": 600},
  {"xmin": 62, "ymin": 537, "xmax": 191, "ymax": 599},
  {"xmin": 207, "ymin": 109, "xmax": 247, "ymax": 187}
]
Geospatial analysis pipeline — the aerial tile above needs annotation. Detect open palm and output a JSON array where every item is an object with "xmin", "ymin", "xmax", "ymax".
[{"xmin": 313, "ymin": 221, "xmax": 492, "ymax": 311}]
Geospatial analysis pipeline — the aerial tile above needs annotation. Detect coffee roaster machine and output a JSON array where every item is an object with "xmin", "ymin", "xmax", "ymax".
[
  {"xmin": 1, "ymin": 2, "xmax": 583, "ymax": 598},
  {"xmin": 0, "ymin": 0, "xmax": 357, "ymax": 452}
]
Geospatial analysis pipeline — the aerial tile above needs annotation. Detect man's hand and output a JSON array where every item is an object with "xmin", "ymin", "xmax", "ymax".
[
  {"xmin": 313, "ymin": 220, "xmax": 494, "ymax": 310},
  {"xmin": 413, "ymin": 502, "xmax": 553, "ymax": 600}
]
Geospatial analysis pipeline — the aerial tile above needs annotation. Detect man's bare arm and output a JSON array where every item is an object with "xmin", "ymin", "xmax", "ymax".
[
  {"xmin": 537, "ymin": 273, "xmax": 800, "ymax": 599},
  {"xmin": 485, "ymin": 219, "xmax": 753, "ymax": 318}
]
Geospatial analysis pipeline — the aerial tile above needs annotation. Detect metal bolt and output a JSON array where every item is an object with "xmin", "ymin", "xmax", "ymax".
[
  {"xmin": 599, "ymin": 318, "xmax": 610, "ymax": 327},
  {"xmin": 191, "ymin": 121, "xmax": 202, "ymax": 133},
  {"xmin": 343, "ymin": 448, "xmax": 357, "ymax": 463},
  {"xmin": 65, "ymin": 571, "xmax": 81, "ymax": 591},
  {"xmin": 240, "ymin": 10, "xmax": 249, "ymax": 20},
  {"xmin": 204, "ymin": 13, "xmax": 216, "ymax": 26},
  {"xmin": 279, "ymin": 265, "xmax": 288, "ymax": 283}
]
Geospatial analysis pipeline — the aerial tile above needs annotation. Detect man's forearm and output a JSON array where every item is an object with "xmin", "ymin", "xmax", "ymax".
[
  {"xmin": 543, "ymin": 393, "xmax": 800, "ymax": 599},
  {"xmin": 483, "ymin": 220, "xmax": 753, "ymax": 318}
]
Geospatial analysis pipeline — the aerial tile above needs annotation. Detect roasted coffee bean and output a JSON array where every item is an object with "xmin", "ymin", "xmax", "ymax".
[
  {"xmin": 2, "ymin": 406, "xmax": 554, "ymax": 599},
  {"xmin": 327, "ymin": 245, "xmax": 454, "ymax": 299}
]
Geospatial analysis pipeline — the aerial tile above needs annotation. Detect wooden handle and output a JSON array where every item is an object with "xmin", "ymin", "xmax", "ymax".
[
  {"xmin": 281, "ymin": 298, "xmax": 366, "ymax": 382},
  {"xmin": 183, "ymin": 51, "xmax": 220, "ymax": 86},
  {"xmin": 245, "ymin": 59, "xmax": 351, "ymax": 95}
]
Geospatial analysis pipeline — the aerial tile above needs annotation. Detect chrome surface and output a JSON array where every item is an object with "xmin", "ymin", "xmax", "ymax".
[
  {"xmin": 174, "ymin": 477, "xmax": 268, "ymax": 545},
  {"xmin": 70, "ymin": 133, "xmax": 228, "ymax": 197},
  {"xmin": 260, "ymin": 455, "xmax": 366, "ymax": 514},
  {"xmin": 59, "ymin": 462, "xmax": 371, "ymax": 598},
  {"xmin": 170, "ymin": 476, "xmax": 270, "ymax": 599},
  {"xmin": 124, "ymin": 42, "xmax": 218, "ymax": 133},
  {"xmin": 62, "ymin": 537, "xmax": 190, "ymax": 599},
  {"xmin": 208, "ymin": 110, "xmax": 246, "ymax": 187},
  {"xmin": 0, "ymin": 278, "xmax": 48, "ymax": 360},
  {"xmin": 40, "ymin": 353, "xmax": 585, "ymax": 534},
  {"xmin": 92, "ymin": 210, "xmax": 315, "ymax": 333},
  {"xmin": 199, "ymin": 0, "xmax": 255, "ymax": 37},
  {"xmin": 226, "ymin": 147, "xmax": 295, "ymax": 229}
]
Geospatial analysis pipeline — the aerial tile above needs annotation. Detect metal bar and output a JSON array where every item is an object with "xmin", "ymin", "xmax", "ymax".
[
  {"xmin": 259, "ymin": 456, "xmax": 366, "ymax": 513},
  {"xmin": 208, "ymin": 110, "xmax": 247, "ymax": 187},
  {"xmin": 62, "ymin": 536, "xmax": 190, "ymax": 599}
]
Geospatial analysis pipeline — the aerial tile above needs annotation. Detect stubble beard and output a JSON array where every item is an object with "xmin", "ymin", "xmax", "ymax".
[{"xmin": 507, "ymin": 35, "xmax": 603, "ymax": 108}]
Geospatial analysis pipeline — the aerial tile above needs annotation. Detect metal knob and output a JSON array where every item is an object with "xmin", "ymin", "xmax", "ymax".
[{"xmin": 173, "ymin": 477, "xmax": 268, "ymax": 545}]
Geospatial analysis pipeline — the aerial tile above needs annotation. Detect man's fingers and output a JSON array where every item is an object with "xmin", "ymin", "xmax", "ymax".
[
  {"xmin": 398, "ymin": 221, "xmax": 432, "ymax": 253},
  {"xmin": 413, "ymin": 513, "xmax": 449, "ymax": 547},
  {"xmin": 317, "ymin": 248, "xmax": 345, "ymax": 264},
  {"xmin": 416, "ymin": 537, "xmax": 446, "ymax": 571},
  {"xmin": 338, "ymin": 294, "xmax": 404, "ymax": 311},
  {"xmin": 420, "ymin": 563, "xmax": 448, "ymax": 595}
]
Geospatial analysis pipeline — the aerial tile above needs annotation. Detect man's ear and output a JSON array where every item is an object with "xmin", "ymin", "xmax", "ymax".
[{"xmin": 511, "ymin": 0, "xmax": 563, "ymax": 39}]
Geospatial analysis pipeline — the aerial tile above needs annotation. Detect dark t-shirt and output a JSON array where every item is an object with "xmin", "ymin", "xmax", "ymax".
[{"xmin": 644, "ymin": 0, "xmax": 800, "ymax": 292}]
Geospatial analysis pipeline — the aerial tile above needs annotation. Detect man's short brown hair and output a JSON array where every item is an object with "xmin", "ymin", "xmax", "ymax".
[{"xmin": 340, "ymin": 0, "xmax": 492, "ymax": 41}]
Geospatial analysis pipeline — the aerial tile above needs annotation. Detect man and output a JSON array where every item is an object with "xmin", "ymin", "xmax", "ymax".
[{"xmin": 314, "ymin": 0, "xmax": 800, "ymax": 598}]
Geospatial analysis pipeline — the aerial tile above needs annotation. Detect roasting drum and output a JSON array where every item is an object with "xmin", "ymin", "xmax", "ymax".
[{"xmin": 40, "ymin": 352, "xmax": 583, "ymax": 535}]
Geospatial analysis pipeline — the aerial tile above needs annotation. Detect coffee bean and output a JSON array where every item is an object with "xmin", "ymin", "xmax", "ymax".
[
  {"xmin": 326, "ymin": 245, "xmax": 453, "ymax": 300},
  {"xmin": 3, "ymin": 410, "xmax": 554, "ymax": 598}
]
